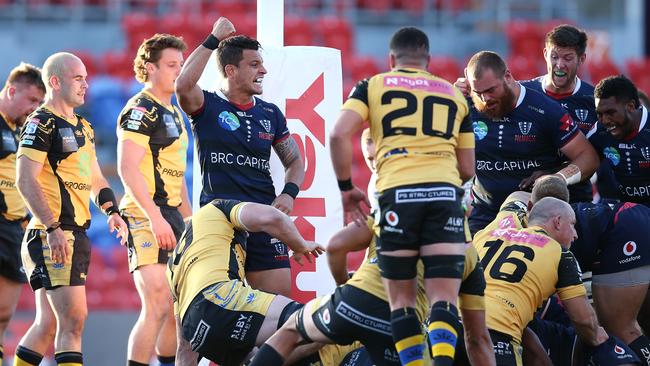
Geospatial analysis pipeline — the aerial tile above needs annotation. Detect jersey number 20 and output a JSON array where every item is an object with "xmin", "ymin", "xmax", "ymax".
[{"xmin": 381, "ymin": 90, "xmax": 457, "ymax": 139}]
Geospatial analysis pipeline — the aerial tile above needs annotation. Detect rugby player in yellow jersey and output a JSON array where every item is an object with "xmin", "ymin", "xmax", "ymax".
[
  {"xmin": 330, "ymin": 26, "xmax": 475, "ymax": 366},
  {"xmin": 248, "ymin": 214, "xmax": 495, "ymax": 366},
  {"xmin": 473, "ymin": 193, "xmax": 612, "ymax": 365},
  {"xmin": 14, "ymin": 52, "xmax": 128, "ymax": 366},
  {"xmin": 167, "ymin": 199, "xmax": 323, "ymax": 366},
  {"xmin": 0, "ymin": 62, "xmax": 44, "ymax": 366},
  {"xmin": 117, "ymin": 34, "xmax": 191, "ymax": 366}
]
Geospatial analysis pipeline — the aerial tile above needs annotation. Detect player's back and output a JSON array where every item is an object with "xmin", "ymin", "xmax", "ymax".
[
  {"xmin": 474, "ymin": 225, "xmax": 584, "ymax": 343},
  {"xmin": 346, "ymin": 68, "xmax": 472, "ymax": 191}
]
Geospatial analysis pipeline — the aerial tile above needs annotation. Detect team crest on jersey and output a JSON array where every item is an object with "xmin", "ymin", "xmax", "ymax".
[
  {"xmin": 218, "ymin": 111, "xmax": 240, "ymax": 131},
  {"xmin": 259, "ymin": 119, "xmax": 271, "ymax": 133},
  {"xmin": 129, "ymin": 108, "xmax": 145, "ymax": 121},
  {"xmin": 518, "ymin": 122, "xmax": 533, "ymax": 135},
  {"xmin": 574, "ymin": 109, "xmax": 589, "ymax": 122},
  {"xmin": 604, "ymin": 147, "xmax": 621, "ymax": 166},
  {"xmin": 641, "ymin": 147, "xmax": 650, "ymax": 161},
  {"xmin": 473, "ymin": 121, "xmax": 488, "ymax": 140}
]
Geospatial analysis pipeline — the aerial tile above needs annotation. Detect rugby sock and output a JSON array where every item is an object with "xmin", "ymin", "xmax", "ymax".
[
  {"xmin": 55, "ymin": 351, "xmax": 83, "ymax": 366},
  {"xmin": 127, "ymin": 361, "xmax": 148, "ymax": 366},
  {"xmin": 427, "ymin": 301, "xmax": 461, "ymax": 366},
  {"xmin": 391, "ymin": 307, "xmax": 425, "ymax": 366},
  {"xmin": 13, "ymin": 345, "xmax": 43, "ymax": 366},
  {"xmin": 629, "ymin": 335, "xmax": 650, "ymax": 366},
  {"xmin": 0, "ymin": 344, "xmax": 3, "ymax": 366},
  {"xmin": 248, "ymin": 344, "xmax": 284, "ymax": 366},
  {"xmin": 157, "ymin": 354, "xmax": 175, "ymax": 366}
]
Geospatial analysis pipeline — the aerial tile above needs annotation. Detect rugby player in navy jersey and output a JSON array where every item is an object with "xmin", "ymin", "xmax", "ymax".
[
  {"xmin": 175, "ymin": 17, "xmax": 304, "ymax": 297},
  {"xmin": 520, "ymin": 24, "xmax": 601, "ymax": 203},
  {"xmin": 588, "ymin": 75, "xmax": 650, "ymax": 208},
  {"xmin": 455, "ymin": 51, "xmax": 598, "ymax": 235}
]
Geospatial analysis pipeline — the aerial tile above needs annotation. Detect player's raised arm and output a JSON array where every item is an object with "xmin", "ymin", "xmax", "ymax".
[
  {"xmin": 238, "ymin": 203, "xmax": 324, "ymax": 263},
  {"xmin": 175, "ymin": 17, "xmax": 235, "ymax": 114}
]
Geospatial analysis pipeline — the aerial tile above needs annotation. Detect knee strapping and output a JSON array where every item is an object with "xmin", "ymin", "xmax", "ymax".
[
  {"xmin": 421, "ymin": 255, "xmax": 465, "ymax": 279},
  {"xmin": 378, "ymin": 254, "xmax": 419, "ymax": 280}
]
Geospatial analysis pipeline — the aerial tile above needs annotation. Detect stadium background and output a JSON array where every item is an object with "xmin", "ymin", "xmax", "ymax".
[{"xmin": 0, "ymin": 0, "xmax": 648, "ymax": 364}]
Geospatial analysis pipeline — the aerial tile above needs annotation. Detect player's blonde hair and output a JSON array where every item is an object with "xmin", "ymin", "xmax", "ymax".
[
  {"xmin": 134, "ymin": 33, "xmax": 187, "ymax": 83},
  {"xmin": 42, "ymin": 52, "xmax": 81, "ymax": 92},
  {"xmin": 3, "ymin": 62, "xmax": 45, "ymax": 93},
  {"xmin": 531, "ymin": 175, "xmax": 569, "ymax": 204}
]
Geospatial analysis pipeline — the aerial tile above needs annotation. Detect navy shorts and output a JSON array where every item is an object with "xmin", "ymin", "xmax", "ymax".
[
  {"xmin": 467, "ymin": 205, "xmax": 496, "ymax": 238},
  {"xmin": 593, "ymin": 203, "xmax": 650, "ymax": 275},
  {"xmin": 0, "ymin": 218, "xmax": 27, "ymax": 283},
  {"xmin": 245, "ymin": 231, "xmax": 290, "ymax": 271}
]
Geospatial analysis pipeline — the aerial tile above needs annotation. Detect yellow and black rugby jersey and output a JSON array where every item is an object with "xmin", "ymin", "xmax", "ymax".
[
  {"xmin": 343, "ymin": 68, "xmax": 473, "ymax": 191},
  {"xmin": 166, "ymin": 199, "xmax": 248, "ymax": 319},
  {"xmin": 0, "ymin": 111, "xmax": 27, "ymax": 221},
  {"xmin": 117, "ymin": 91, "xmax": 188, "ymax": 212},
  {"xmin": 347, "ymin": 217, "xmax": 485, "ymax": 320},
  {"xmin": 17, "ymin": 107, "xmax": 97, "ymax": 229},
  {"xmin": 473, "ymin": 200, "xmax": 585, "ymax": 343}
]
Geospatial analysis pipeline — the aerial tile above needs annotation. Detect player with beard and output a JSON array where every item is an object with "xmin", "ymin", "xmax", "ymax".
[
  {"xmin": 459, "ymin": 51, "xmax": 598, "ymax": 235},
  {"xmin": 0, "ymin": 63, "xmax": 45, "ymax": 366},
  {"xmin": 588, "ymin": 75, "xmax": 650, "ymax": 208}
]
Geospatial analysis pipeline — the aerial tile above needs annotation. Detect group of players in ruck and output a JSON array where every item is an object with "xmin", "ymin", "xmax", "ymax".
[{"xmin": 0, "ymin": 13, "xmax": 647, "ymax": 366}]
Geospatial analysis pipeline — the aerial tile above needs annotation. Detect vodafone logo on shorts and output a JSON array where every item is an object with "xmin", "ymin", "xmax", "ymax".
[
  {"xmin": 623, "ymin": 241, "xmax": 637, "ymax": 256},
  {"xmin": 385, "ymin": 211, "xmax": 399, "ymax": 226},
  {"xmin": 615, "ymin": 345, "xmax": 625, "ymax": 355}
]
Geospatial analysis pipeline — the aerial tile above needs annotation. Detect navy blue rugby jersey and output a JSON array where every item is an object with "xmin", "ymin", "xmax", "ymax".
[
  {"xmin": 587, "ymin": 106, "xmax": 650, "ymax": 206},
  {"xmin": 571, "ymin": 202, "xmax": 612, "ymax": 272},
  {"xmin": 471, "ymin": 84, "xmax": 580, "ymax": 215},
  {"xmin": 189, "ymin": 90, "xmax": 290, "ymax": 206},
  {"xmin": 522, "ymin": 76, "xmax": 596, "ymax": 203}
]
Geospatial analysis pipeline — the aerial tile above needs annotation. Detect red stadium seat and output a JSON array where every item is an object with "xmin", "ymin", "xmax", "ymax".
[
  {"xmin": 395, "ymin": 0, "xmax": 426, "ymax": 14},
  {"xmin": 317, "ymin": 16, "xmax": 353, "ymax": 57},
  {"xmin": 587, "ymin": 58, "xmax": 620, "ymax": 85},
  {"xmin": 102, "ymin": 51, "xmax": 134, "ymax": 80},
  {"xmin": 507, "ymin": 55, "xmax": 542, "ymax": 80},
  {"xmin": 358, "ymin": 0, "xmax": 392, "ymax": 14},
  {"xmin": 202, "ymin": 0, "xmax": 247, "ymax": 18},
  {"xmin": 284, "ymin": 16, "xmax": 313, "ymax": 46},
  {"xmin": 504, "ymin": 20, "xmax": 543, "ymax": 57},
  {"xmin": 71, "ymin": 50, "xmax": 99, "ymax": 78},
  {"xmin": 428, "ymin": 56, "xmax": 463, "ymax": 84},
  {"xmin": 16, "ymin": 284, "xmax": 35, "ymax": 311},
  {"xmin": 121, "ymin": 12, "xmax": 156, "ymax": 35},
  {"xmin": 349, "ymin": 55, "xmax": 381, "ymax": 82}
]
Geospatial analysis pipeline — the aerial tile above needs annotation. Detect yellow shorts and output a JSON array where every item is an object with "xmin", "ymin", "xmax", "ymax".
[
  {"xmin": 122, "ymin": 206, "xmax": 184, "ymax": 272},
  {"xmin": 21, "ymin": 228, "xmax": 90, "ymax": 290}
]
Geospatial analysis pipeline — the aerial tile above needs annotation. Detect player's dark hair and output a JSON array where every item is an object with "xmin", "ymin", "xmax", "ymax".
[
  {"xmin": 545, "ymin": 24, "xmax": 588, "ymax": 56},
  {"xmin": 134, "ymin": 33, "xmax": 187, "ymax": 83},
  {"xmin": 466, "ymin": 51, "xmax": 507, "ymax": 80},
  {"xmin": 389, "ymin": 27, "xmax": 429, "ymax": 63},
  {"xmin": 4, "ymin": 62, "xmax": 45, "ymax": 93},
  {"xmin": 217, "ymin": 35, "xmax": 262, "ymax": 77},
  {"xmin": 594, "ymin": 75, "xmax": 640, "ymax": 109}
]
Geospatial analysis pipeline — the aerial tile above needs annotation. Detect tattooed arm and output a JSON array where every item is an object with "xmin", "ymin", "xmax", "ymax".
[{"xmin": 272, "ymin": 136, "xmax": 304, "ymax": 214}]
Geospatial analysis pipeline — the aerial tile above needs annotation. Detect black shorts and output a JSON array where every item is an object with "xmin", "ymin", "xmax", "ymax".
[
  {"xmin": 376, "ymin": 183, "xmax": 467, "ymax": 252},
  {"xmin": 245, "ymin": 231, "xmax": 290, "ymax": 271},
  {"xmin": 489, "ymin": 330, "xmax": 523, "ymax": 366},
  {"xmin": 0, "ymin": 218, "xmax": 27, "ymax": 283},
  {"xmin": 123, "ymin": 206, "xmax": 184, "ymax": 272},
  {"xmin": 181, "ymin": 282, "xmax": 276, "ymax": 366},
  {"xmin": 310, "ymin": 285, "xmax": 401, "ymax": 366},
  {"xmin": 593, "ymin": 203, "xmax": 650, "ymax": 275},
  {"xmin": 22, "ymin": 228, "xmax": 90, "ymax": 290}
]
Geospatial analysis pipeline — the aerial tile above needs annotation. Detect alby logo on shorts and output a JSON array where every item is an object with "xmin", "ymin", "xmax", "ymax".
[
  {"xmin": 623, "ymin": 241, "xmax": 637, "ymax": 256},
  {"xmin": 385, "ymin": 211, "xmax": 399, "ymax": 226}
]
